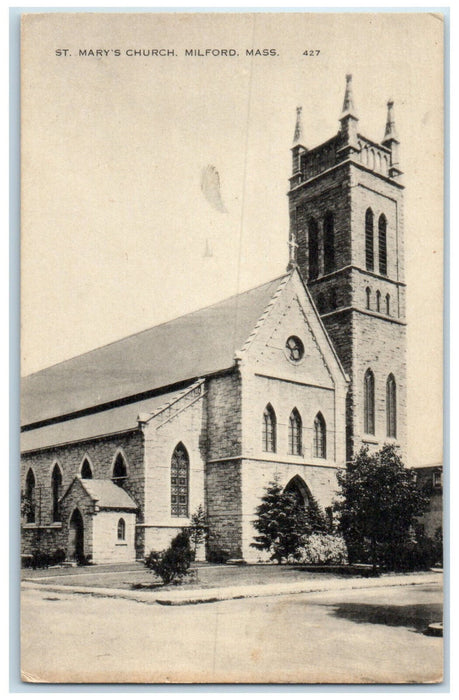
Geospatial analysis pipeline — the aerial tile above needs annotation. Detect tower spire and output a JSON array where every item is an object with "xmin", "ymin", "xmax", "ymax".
[
  {"xmin": 340, "ymin": 73, "xmax": 357, "ymax": 119},
  {"xmin": 290, "ymin": 105, "xmax": 307, "ymax": 182},
  {"xmin": 338, "ymin": 74, "xmax": 359, "ymax": 158},
  {"xmin": 382, "ymin": 99, "xmax": 402, "ymax": 178},
  {"xmin": 292, "ymin": 106, "xmax": 304, "ymax": 146},
  {"xmin": 382, "ymin": 99, "xmax": 398, "ymax": 143}
]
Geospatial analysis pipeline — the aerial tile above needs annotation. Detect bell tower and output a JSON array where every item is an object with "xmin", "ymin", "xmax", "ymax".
[{"xmin": 288, "ymin": 75, "xmax": 407, "ymax": 461}]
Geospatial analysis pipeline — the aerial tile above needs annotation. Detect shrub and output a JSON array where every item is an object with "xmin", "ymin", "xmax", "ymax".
[
  {"xmin": 23, "ymin": 550, "xmax": 59, "ymax": 569},
  {"xmin": 293, "ymin": 533, "xmax": 348, "ymax": 565},
  {"xmin": 206, "ymin": 528, "xmax": 231, "ymax": 563},
  {"xmin": 52, "ymin": 548, "xmax": 67, "ymax": 565},
  {"xmin": 207, "ymin": 546, "xmax": 230, "ymax": 564},
  {"xmin": 434, "ymin": 527, "xmax": 443, "ymax": 566},
  {"xmin": 380, "ymin": 528, "xmax": 442, "ymax": 572},
  {"xmin": 30, "ymin": 550, "xmax": 50, "ymax": 569},
  {"xmin": 145, "ymin": 530, "xmax": 193, "ymax": 584},
  {"xmin": 170, "ymin": 530, "xmax": 192, "ymax": 552},
  {"xmin": 76, "ymin": 553, "xmax": 92, "ymax": 567}
]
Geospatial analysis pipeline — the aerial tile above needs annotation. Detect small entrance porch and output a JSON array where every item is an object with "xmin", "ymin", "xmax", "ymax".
[{"xmin": 60, "ymin": 477, "xmax": 138, "ymax": 564}]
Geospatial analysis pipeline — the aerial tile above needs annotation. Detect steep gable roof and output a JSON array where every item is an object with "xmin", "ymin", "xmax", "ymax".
[
  {"xmin": 80, "ymin": 479, "xmax": 138, "ymax": 510},
  {"xmin": 61, "ymin": 477, "xmax": 138, "ymax": 510},
  {"xmin": 22, "ymin": 275, "xmax": 287, "ymax": 427}
]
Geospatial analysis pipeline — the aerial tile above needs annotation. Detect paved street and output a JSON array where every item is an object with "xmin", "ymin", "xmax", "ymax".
[{"xmin": 21, "ymin": 582, "xmax": 443, "ymax": 685}]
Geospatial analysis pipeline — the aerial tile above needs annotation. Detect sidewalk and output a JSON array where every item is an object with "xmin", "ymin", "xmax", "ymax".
[{"xmin": 22, "ymin": 570, "xmax": 442, "ymax": 606}]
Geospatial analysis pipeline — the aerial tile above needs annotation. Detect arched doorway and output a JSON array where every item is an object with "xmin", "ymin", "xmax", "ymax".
[
  {"xmin": 68, "ymin": 509, "xmax": 84, "ymax": 562},
  {"xmin": 284, "ymin": 475, "xmax": 311, "ymax": 509}
]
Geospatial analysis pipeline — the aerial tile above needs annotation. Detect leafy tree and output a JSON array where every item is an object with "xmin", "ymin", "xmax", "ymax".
[
  {"xmin": 251, "ymin": 478, "xmax": 308, "ymax": 563},
  {"xmin": 188, "ymin": 504, "xmax": 208, "ymax": 558},
  {"xmin": 334, "ymin": 444, "xmax": 429, "ymax": 571}
]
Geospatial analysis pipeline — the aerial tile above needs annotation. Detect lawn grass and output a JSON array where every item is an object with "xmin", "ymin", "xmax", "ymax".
[{"xmin": 22, "ymin": 561, "xmax": 354, "ymax": 592}]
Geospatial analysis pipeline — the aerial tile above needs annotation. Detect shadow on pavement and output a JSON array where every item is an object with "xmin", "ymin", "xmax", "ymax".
[{"xmin": 326, "ymin": 602, "xmax": 442, "ymax": 634}]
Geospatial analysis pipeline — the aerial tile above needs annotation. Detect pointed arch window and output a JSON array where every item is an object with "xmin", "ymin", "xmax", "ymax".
[
  {"xmin": 51, "ymin": 464, "xmax": 62, "ymax": 522},
  {"xmin": 313, "ymin": 412, "xmax": 326, "ymax": 458},
  {"xmin": 25, "ymin": 469, "xmax": 36, "ymax": 523},
  {"xmin": 112, "ymin": 452, "xmax": 127, "ymax": 487},
  {"xmin": 376, "ymin": 290, "xmax": 381, "ymax": 313},
  {"xmin": 288, "ymin": 408, "xmax": 302, "ymax": 456},
  {"xmin": 308, "ymin": 218, "xmax": 319, "ymax": 280},
  {"xmin": 262, "ymin": 404, "xmax": 276, "ymax": 453},
  {"xmin": 378, "ymin": 214, "xmax": 387, "ymax": 276},
  {"xmin": 364, "ymin": 369, "xmax": 375, "ymax": 435},
  {"xmin": 386, "ymin": 374, "xmax": 397, "ymax": 438},
  {"xmin": 365, "ymin": 209, "xmax": 374, "ymax": 271},
  {"xmin": 171, "ymin": 443, "xmax": 189, "ymax": 517},
  {"xmin": 386, "ymin": 293, "xmax": 390, "ymax": 316},
  {"xmin": 323, "ymin": 212, "xmax": 335, "ymax": 275},
  {"xmin": 81, "ymin": 458, "xmax": 93, "ymax": 479},
  {"xmin": 366, "ymin": 287, "xmax": 371, "ymax": 310},
  {"xmin": 117, "ymin": 518, "xmax": 126, "ymax": 541}
]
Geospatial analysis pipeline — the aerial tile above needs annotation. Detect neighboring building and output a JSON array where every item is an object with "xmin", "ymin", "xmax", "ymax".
[
  {"xmin": 412, "ymin": 465, "xmax": 443, "ymax": 539},
  {"xmin": 20, "ymin": 76, "xmax": 407, "ymax": 563}
]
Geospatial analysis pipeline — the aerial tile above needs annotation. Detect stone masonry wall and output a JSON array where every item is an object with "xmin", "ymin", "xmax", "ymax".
[
  {"xmin": 242, "ymin": 373, "xmax": 338, "ymax": 463},
  {"xmin": 291, "ymin": 166, "xmax": 352, "ymax": 280},
  {"xmin": 351, "ymin": 166, "xmax": 405, "ymax": 284},
  {"xmin": 21, "ymin": 429, "xmax": 144, "ymax": 558},
  {"xmin": 205, "ymin": 372, "xmax": 242, "ymax": 461},
  {"xmin": 241, "ymin": 459, "xmax": 339, "ymax": 561},
  {"xmin": 141, "ymin": 386, "xmax": 206, "ymax": 557},
  {"xmin": 352, "ymin": 313, "xmax": 407, "ymax": 461},
  {"xmin": 289, "ymin": 157, "xmax": 406, "ymax": 463},
  {"xmin": 323, "ymin": 310, "xmax": 406, "ymax": 461},
  {"xmin": 22, "ymin": 477, "xmax": 96, "ymax": 561},
  {"xmin": 92, "ymin": 510, "xmax": 136, "ymax": 563},
  {"xmin": 308, "ymin": 268, "xmax": 353, "ymax": 314},
  {"xmin": 204, "ymin": 372, "xmax": 242, "ymax": 558},
  {"xmin": 205, "ymin": 459, "xmax": 243, "ymax": 559}
]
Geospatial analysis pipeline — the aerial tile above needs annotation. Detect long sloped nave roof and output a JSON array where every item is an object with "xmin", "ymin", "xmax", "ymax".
[{"xmin": 22, "ymin": 275, "xmax": 287, "ymax": 427}]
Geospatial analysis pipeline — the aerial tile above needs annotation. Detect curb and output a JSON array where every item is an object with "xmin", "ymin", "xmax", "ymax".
[{"xmin": 22, "ymin": 572, "xmax": 442, "ymax": 606}]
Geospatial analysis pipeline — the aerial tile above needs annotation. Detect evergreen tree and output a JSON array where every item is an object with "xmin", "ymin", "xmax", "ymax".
[
  {"xmin": 251, "ymin": 478, "xmax": 308, "ymax": 563},
  {"xmin": 334, "ymin": 444, "xmax": 429, "ymax": 571},
  {"xmin": 304, "ymin": 495, "xmax": 329, "ymax": 535}
]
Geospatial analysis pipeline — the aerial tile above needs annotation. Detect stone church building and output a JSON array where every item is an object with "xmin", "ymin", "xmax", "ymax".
[{"xmin": 21, "ymin": 76, "xmax": 406, "ymax": 563}]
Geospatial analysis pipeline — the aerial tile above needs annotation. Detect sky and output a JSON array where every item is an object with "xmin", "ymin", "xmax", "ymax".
[{"xmin": 20, "ymin": 12, "xmax": 444, "ymax": 465}]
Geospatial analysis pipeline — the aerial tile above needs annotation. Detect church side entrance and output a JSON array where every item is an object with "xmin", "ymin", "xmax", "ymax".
[
  {"xmin": 68, "ymin": 508, "xmax": 84, "ymax": 562},
  {"xmin": 284, "ymin": 475, "xmax": 311, "ymax": 508}
]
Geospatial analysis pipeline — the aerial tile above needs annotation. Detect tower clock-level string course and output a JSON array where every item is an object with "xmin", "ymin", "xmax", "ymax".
[{"xmin": 288, "ymin": 75, "xmax": 406, "ymax": 461}]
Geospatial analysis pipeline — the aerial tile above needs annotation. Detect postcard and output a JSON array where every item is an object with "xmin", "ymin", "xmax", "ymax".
[{"xmin": 20, "ymin": 11, "xmax": 444, "ymax": 684}]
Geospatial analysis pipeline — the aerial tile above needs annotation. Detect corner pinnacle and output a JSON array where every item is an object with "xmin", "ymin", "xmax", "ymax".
[
  {"xmin": 340, "ymin": 74, "xmax": 358, "ymax": 120},
  {"xmin": 293, "ymin": 106, "xmax": 304, "ymax": 146}
]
